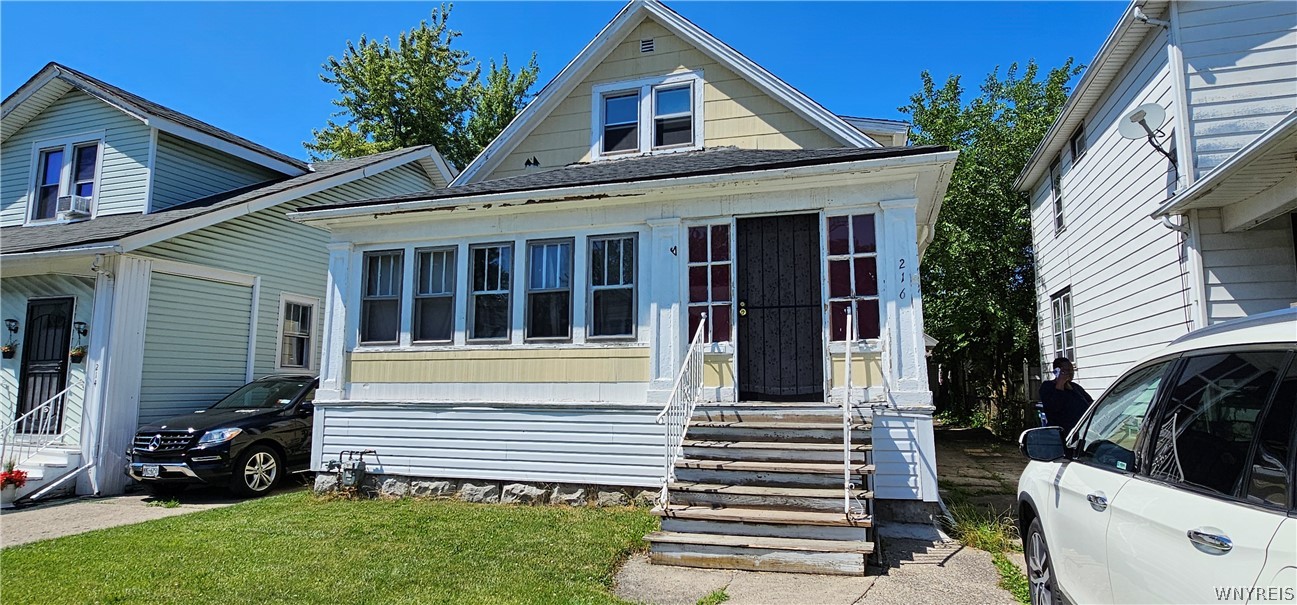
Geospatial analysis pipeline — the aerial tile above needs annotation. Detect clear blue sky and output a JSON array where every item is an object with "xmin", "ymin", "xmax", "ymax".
[{"xmin": 2, "ymin": 2, "xmax": 1126, "ymax": 163}]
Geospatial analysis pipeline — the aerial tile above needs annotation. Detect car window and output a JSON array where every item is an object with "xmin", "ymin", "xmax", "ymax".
[
  {"xmin": 211, "ymin": 380, "xmax": 312, "ymax": 410},
  {"xmin": 1147, "ymin": 351, "xmax": 1287, "ymax": 499},
  {"xmin": 1245, "ymin": 357, "xmax": 1294, "ymax": 509},
  {"xmin": 1075, "ymin": 361, "xmax": 1170, "ymax": 472}
]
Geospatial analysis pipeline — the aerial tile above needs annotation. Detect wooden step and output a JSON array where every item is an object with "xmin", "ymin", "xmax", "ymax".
[
  {"xmin": 675, "ymin": 459, "xmax": 874, "ymax": 474},
  {"xmin": 660, "ymin": 517, "xmax": 870, "ymax": 542},
  {"xmin": 683, "ymin": 440, "xmax": 871, "ymax": 463},
  {"xmin": 670, "ymin": 482, "xmax": 874, "ymax": 499},
  {"xmin": 687, "ymin": 421, "xmax": 872, "ymax": 444},
  {"xmin": 648, "ymin": 531, "xmax": 872, "ymax": 575},
  {"xmin": 691, "ymin": 421, "xmax": 872, "ymax": 430},
  {"xmin": 654, "ymin": 505, "xmax": 873, "ymax": 527},
  {"xmin": 674, "ymin": 459, "xmax": 874, "ymax": 488},
  {"xmin": 693, "ymin": 402, "xmax": 871, "ymax": 424},
  {"xmin": 668, "ymin": 481, "xmax": 873, "ymax": 511},
  {"xmin": 648, "ymin": 531, "xmax": 874, "ymax": 554}
]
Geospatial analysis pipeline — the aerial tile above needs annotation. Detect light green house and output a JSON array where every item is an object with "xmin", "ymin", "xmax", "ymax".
[{"xmin": 0, "ymin": 63, "xmax": 453, "ymax": 498}]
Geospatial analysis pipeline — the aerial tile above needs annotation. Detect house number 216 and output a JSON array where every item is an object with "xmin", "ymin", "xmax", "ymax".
[{"xmin": 898, "ymin": 259, "xmax": 907, "ymax": 299}]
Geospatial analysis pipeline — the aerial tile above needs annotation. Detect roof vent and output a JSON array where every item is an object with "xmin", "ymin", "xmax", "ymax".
[{"xmin": 640, "ymin": 39, "xmax": 655, "ymax": 53}]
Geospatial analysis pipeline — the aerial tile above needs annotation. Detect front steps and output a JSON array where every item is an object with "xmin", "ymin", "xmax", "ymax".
[
  {"xmin": 3, "ymin": 447, "xmax": 81, "ymax": 501},
  {"xmin": 649, "ymin": 402, "xmax": 874, "ymax": 576}
]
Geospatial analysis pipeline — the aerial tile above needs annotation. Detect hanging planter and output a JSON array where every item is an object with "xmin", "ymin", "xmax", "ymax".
[
  {"xmin": 69, "ymin": 345, "xmax": 87, "ymax": 364},
  {"xmin": 0, "ymin": 343, "xmax": 15, "ymax": 360}
]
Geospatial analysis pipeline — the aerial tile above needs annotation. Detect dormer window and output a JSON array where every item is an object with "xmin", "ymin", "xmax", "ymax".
[
  {"xmin": 592, "ymin": 71, "xmax": 703, "ymax": 159},
  {"xmin": 28, "ymin": 136, "xmax": 101, "ymax": 224}
]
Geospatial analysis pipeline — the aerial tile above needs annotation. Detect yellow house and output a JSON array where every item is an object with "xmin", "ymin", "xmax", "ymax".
[{"xmin": 293, "ymin": 0, "xmax": 956, "ymax": 575}]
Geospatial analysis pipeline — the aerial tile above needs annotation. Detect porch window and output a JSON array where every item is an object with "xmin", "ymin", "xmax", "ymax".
[
  {"xmin": 1050, "ymin": 158, "xmax": 1065, "ymax": 233},
  {"xmin": 1051, "ymin": 288, "xmax": 1075, "ymax": 363},
  {"xmin": 526, "ymin": 239, "xmax": 573, "ymax": 340},
  {"xmin": 361, "ymin": 251, "xmax": 403, "ymax": 344},
  {"xmin": 826, "ymin": 214, "xmax": 880, "ymax": 340},
  {"xmin": 470, "ymin": 243, "xmax": 513, "ymax": 341},
  {"xmin": 277, "ymin": 296, "xmax": 316, "ymax": 370},
  {"xmin": 589, "ymin": 234, "xmax": 636, "ymax": 338},
  {"xmin": 686, "ymin": 224, "xmax": 732, "ymax": 342},
  {"xmin": 414, "ymin": 247, "xmax": 456, "ymax": 343}
]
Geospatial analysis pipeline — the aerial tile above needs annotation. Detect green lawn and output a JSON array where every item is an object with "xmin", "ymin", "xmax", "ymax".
[{"xmin": 1, "ymin": 492, "xmax": 658, "ymax": 605}]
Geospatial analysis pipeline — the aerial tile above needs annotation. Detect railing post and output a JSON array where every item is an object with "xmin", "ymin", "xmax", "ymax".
[{"xmin": 843, "ymin": 307, "xmax": 853, "ymax": 516}]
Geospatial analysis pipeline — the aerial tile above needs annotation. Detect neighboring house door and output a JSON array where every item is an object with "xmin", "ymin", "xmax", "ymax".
[
  {"xmin": 734, "ymin": 214, "xmax": 824, "ymax": 401},
  {"xmin": 16, "ymin": 297, "xmax": 73, "ymax": 434}
]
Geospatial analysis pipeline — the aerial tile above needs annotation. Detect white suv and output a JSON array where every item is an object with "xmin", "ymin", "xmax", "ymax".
[{"xmin": 1017, "ymin": 308, "xmax": 1296, "ymax": 605}]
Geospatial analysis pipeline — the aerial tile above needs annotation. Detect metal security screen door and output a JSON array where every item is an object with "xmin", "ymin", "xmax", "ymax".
[
  {"xmin": 735, "ymin": 214, "xmax": 824, "ymax": 401},
  {"xmin": 16, "ymin": 298, "xmax": 73, "ymax": 434}
]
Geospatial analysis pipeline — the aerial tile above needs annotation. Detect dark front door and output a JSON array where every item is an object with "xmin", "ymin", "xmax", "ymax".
[
  {"xmin": 735, "ymin": 214, "xmax": 824, "ymax": 401},
  {"xmin": 16, "ymin": 298, "xmax": 73, "ymax": 434}
]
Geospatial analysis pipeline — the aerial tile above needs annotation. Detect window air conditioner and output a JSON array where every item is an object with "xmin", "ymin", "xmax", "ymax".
[{"xmin": 56, "ymin": 195, "xmax": 92, "ymax": 219}]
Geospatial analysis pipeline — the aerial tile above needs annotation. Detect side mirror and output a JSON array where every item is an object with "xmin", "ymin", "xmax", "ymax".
[
  {"xmin": 298, "ymin": 402, "xmax": 314, "ymax": 416},
  {"xmin": 1020, "ymin": 426, "xmax": 1066, "ymax": 462}
]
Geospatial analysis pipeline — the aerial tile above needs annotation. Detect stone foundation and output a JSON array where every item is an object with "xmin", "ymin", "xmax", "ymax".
[{"xmin": 313, "ymin": 472, "xmax": 657, "ymax": 507}]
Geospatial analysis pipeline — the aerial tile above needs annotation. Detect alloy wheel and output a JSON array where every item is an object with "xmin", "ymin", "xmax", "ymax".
[
  {"xmin": 243, "ymin": 451, "xmax": 278, "ymax": 492},
  {"xmin": 1028, "ymin": 529, "xmax": 1054, "ymax": 605}
]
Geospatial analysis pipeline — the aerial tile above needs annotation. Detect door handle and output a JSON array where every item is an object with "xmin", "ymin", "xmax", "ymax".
[
  {"xmin": 1187, "ymin": 529, "xmax": 1232, "ymax": 553},
  {"xmin": 1086, "ymin": 493, "xmax": 1108, "ymax": 511}
]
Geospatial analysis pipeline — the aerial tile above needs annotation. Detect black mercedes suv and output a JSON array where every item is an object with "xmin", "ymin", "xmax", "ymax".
[{"xmin": 126, "ymin": 375, "xmax": 317, "ymax": 497}]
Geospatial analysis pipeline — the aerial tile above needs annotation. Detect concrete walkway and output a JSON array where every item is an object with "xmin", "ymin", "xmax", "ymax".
[{"xmin": 933, "ymin": 426, "xmax": 1027, "ymax": 516}]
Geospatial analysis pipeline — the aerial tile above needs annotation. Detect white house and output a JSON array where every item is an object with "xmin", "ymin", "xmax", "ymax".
[
  {"xmin": 294, "ymin": 0, "xmax": 956, "ymax": 575},
  {"xmin": 1018, "ymin": 0, "xmax": 1296, "ymax": 395},
  {"xmin": 0, "ymin": 63, "xmax": 454, "ymax": 498}
]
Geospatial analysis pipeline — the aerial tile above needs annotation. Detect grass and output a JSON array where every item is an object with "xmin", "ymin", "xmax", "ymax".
[
  {"xmin": 941, "ymin": 495, "xmax": 1030, "ymax": 605},
  {"xmin": 1, "ymin": 491, "xmax": 657, "ymax": 605},
  {"xmin": 993, "ymin": 552, "xmax": 1031, "ymax": 604},
  {"xmin": 146, "ymin": 498, "xmax": 181, "ymax": 509},
  {"xmin": 695, "ymin": 589, "xmax": 730, "ymax": 605}
]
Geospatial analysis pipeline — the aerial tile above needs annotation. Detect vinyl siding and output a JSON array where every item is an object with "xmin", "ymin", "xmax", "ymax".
[
  {"xmin": 317, "ymin": 404, "xmax": 664, "ymax": 487},
  {"xmin": 1030, "ymin": 26, "xmax": 1194, "ymax": 396},
  {"xmin": 150, "ymin": 132, "xmax": 282, "ymax": 211},
  {"xmin": 0, "ymin": 274, "xmax": 94, "ymax": 441},
  {"xmin": 482, "ymin": 18, "xmax": 842, "ymax": 182},
  {"xmin": 0, "ymin": 90, "xmax": 151, "ymax": 226},
  {"xmin": 1199, "ymin": 209, "xmax": 1297, "ymax": 323},
  {"xmin": 1179, "ymin": 1, "xmax": 1297, "ymax": 176}
]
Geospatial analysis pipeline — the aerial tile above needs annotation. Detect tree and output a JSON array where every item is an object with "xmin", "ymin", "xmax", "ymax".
[
  {"xmin": 305, "ymin": 4, "xmax": 540, "ymax": 170},
  {"xmin": 900, "ymin": 59, "xmax": 1082, "ymax": 427}
]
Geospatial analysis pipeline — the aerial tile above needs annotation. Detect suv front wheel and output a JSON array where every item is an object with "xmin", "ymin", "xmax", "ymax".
[
  {"xmin": 1026, "ymin": 517, "xmax": 1060, "ymax": 605},
  {"xmin": 231, "ymin": 445, "xmax": 281, "ymax": 497}
]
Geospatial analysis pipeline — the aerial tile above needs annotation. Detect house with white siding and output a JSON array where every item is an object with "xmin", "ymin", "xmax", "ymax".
[
  {"xmin": 293, "ymin": 0, "xmax": 956, "ymax": 575},
  {"xmin": 1018, "ymin": 0, "xmax": 1296, "ymax": 396},
  {"xmin": 0, "ymin": 63, "xmax": 453, "ymax": 499}
]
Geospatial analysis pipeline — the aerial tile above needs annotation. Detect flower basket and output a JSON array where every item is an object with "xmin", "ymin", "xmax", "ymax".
[
  {"xmin": 0, "ymin": 344, "xmax": 15, "ymax": 359},
  {"xmin": 69, "ymin": 346, "xmax": 87, "ymax": 364},
  {"xmin": 1, "ymin": 462, "xmax": 27, "ymax": 507}
]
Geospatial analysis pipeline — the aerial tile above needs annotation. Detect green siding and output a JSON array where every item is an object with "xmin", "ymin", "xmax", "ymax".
[
  {"xmin": 0, "ymin": 90, "xmax": 151, "ymax": 226},
  {"xmin": 150, "ymin": 132, "xmax": 283, "ymax": 211},
  {"xmin": 0, "ymin": 274, "xmax": 95, "ymax": 442},
  {"xmin": 139, "ymin": 272, "xmax": 252, "ymax": 424}
]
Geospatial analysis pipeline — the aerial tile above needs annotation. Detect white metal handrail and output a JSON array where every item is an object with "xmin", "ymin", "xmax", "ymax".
[
  {"xmin": 843, "ymin": 307, "xmax": 854, "ymax": 516},
  {"xmin": 1, "ymin": 381, "xmax": 81, "ymax": 467},
  {"xmin": 655, "ymin": 312, "xmax": 708, "ymax": 507}
]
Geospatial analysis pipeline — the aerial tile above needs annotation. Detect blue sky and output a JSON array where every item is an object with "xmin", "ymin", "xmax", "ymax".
[{"xmin": 2, "ymin": 2, "xmax": 1126, "ymax": 163}]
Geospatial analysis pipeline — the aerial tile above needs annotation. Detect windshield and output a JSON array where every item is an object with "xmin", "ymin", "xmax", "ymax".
[{"xmin": 210, "ymin": 380, "xmax": 311, "ymax": 410}]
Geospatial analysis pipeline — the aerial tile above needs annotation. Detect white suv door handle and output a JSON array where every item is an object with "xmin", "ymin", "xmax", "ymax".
[
  {"xmin": 1187, "ymin": 529, "xmax": 1232, "ymax": 553},
  {"xmin": 1087, "ymin": 493, "xmax": 1108, "ymax": 511}
]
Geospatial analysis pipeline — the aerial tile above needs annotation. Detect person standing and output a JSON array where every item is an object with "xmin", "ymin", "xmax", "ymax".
[{"xmin": 1039, "ymin": 357, "xmax": 1093, "ymax": 436}]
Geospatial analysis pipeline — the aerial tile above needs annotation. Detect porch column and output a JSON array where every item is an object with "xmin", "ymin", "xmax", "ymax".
[
  {"xmin": 646, "ymin": 217, "xmax": 682, "ymax": 402},
  {"xmin": 79, "ymin": 254, "xmax": 152, "ymax": 495},
  {"xmin": 317, "ymin": 242, "xmax": 353, "ymax": 402},
  {"xmin": 878, "ymin": 199, "xmax": 931, "ymax": 408}
]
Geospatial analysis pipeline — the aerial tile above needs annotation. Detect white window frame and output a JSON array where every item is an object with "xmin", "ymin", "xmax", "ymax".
[
  {"xmin": 590, "ymin": 71, "xmax": 704, "ymax": 160},
  {"xmin": 25, "ymin": 132, "xmax": 105, "ymax": 225},
  {"xmin": 587, "ymin": 233, "xmax": 638, "ymax": 339},
  {"xmin": 1049, "ymin": 157, "xmax": 1065, "ymax": 234},
  {"xmin": 274, "ymin": 293, "xmax": 319, "ymax": 372},
  {"xmin": 360, "ymin": 249, "xmax": 404, "ymax": 345},
  {"xmin": 1069, "ymin": 124, "xmax": 1088, "ymax": 162},
  {"xmin": 1051, "ymin": 288, "xmax": 1075, "ymax": 364},
  {"xmin": 825, "ymin": 212, "xmax": 882, "ymax": 342},
  {"xmin": 412, "ymin": 246, "xmax": 457, "ymax": 344},
  {"xmin": 685, "ymin": 221, "xmax": 734, "ymax": 344},
  {"xmin": 525, "ymin": 238, "xmax": 574, "ymax": 342},
  {"xmin": 468, "ymin": 242, "xmax": 514, "ymax": 343}
]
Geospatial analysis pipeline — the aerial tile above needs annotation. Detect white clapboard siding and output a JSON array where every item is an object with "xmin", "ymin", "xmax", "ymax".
[
  {"xmin": 0, "ymin": 89, "xmax": 150, "ymax": 226},
  {"xmin": 150, "ymin": 132, "xmax": 282, "ymax": 211},
  {"xmin": 318, "ymin": 404, "xmax": 665, "ymax": 487},
  {"xmin": 871, "ymin": 413, "xmax": 933, "ymax": 501},
  {"xmin": 1198, "ymin": 209, "xmax": 1297, "ymax": 324},
  {"xmin": 0, "ymin": 274, "xmax": 96, "ymax": 440},
  {"xmin": 139, "ymin": 273, "xmax": 252, "ymax": 424},
  {"xmin": 1030, "ymin": 25, "xmax": 1194, "ymax": 396},
  {"xmin": 1179, "ymin": 0, "xmax": 1297, "ymax": 176}
]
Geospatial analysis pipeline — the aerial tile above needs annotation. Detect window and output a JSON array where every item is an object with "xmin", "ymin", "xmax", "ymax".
[
  {"xmin": 594, "ymin": 73, "xmax": 701, "ymax": 158},
  {"xmin": 29, "ymin": 139, "xmax": 100, "ymax": 223},
  {"xmin": 687, "ymin": 224, "xmax": 732, "ymax": 342},
  {"xmin": 826, "ymin": 214, "xmax": 880, "ymax": 340},
  {"xmin": 1050, "ymin": 158, "xmax": 1065, "ymax": 233},
  {"xmin": 414, "ymin": 247, "xmax": 456, "ymax": 343},
  {"xmin": 33, "ymin": 148, "xmax": 64, "ymax": 221},
  {"xmin": 277, "ymin": 296, "xmax": 316, "ymax": 370},
  {"xmin": 1147, "ymin": 351, "xmax": 1287, "ymax": 499},
  {"xmin": 1069, "ymin": 125, "xmax": 1088, "ymax": 161},
  {"xmin": 589, "ymin": 234, "xmax": 636, "ymax": 338},
  {"xmin": 526, "ymin": 239, "xmax": 573, "ymax": 340},
  {"xmin": 361, "ymin": 250, "xmax": 403, "ymax": 344},
  {"xmin": 1074, "ymin": 361, "xmax": 1170, "ymax": 472},
  {"xmin": 470, "ymin": 243, "xmax": 513, "ymax": 341},
  {"xmin": 1246, "ymin": 358, "xmax": 1294, "ymax": 509},
  {"xmin": 1051, "ymin": 288, "xmax": 1075, "ymax": 363}
]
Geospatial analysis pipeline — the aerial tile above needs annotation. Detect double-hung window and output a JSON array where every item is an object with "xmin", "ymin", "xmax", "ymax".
[
  {"xmin": 361, "ymin": 251, "xmax": 403, "ymax": 344},
  {"xmin": 686, "ymin": 224, "xmax": 732, "ymax": 342},
  {"xmin": 1051, "ymin": 288, "xmax": 1075, "ymax": 363},
  {"xmin": 1050, "ymin": 158, "xmax": 1065, "ymax": 233},
  {"xmin": 602, "ymin": 93, "xmax": 640, "ymax": 155},
  {"xmin": 30, "ymin": 140, "xmax": 100, "ymax": 222},
  {"xmin": 653, "ymin": 84, "xmax": 693, "ymax": 148},
  {"xmin": 470, "ymin": 243, "xmax": 513, "ymax": 341},
  {"xmin": 594, "ymin": 73, "xmax": 701, "ymax": 158},
  {"xmin": 526, "ymin": 239, "xmax": 573, "ymax": 340},
  {"xmin": 414, "ymin": 247, "xmax": 456, "ymax": 343},
  {"xmin": 589, "ymin": 234, "xmax": 636, "ymax": 338},
  {"xmin": 826, "ymin": 214, "xmax": 880, "ymax": 340},
  {"xmin": 1069, "ymin": 125, "xmax": 1088, "ymax": 162},
  {"xmin": 277, "ymin": 295, "xmax": 316, "ymax": 370}
]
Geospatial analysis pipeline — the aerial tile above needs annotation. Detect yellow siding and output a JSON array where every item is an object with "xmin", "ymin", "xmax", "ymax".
[
  {"xmin": 349, "ymin": 347, "xmax": 651, "ymax": 383},
  {"xmin": 703, "ymin": 354, "xmax": 733, "ymax": 388},
  {"xmin": 484, "ymin": 18, "xmax": 842, "ymax": 181},
  {"xmin": 831, "ymin": 353, "xmax": 882, "ymax": 388}
]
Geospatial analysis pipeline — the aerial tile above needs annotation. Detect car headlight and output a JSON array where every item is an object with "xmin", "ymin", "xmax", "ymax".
[{"xmin": 197, "ymin": 428, "xmax": 243, "ymax": 446}]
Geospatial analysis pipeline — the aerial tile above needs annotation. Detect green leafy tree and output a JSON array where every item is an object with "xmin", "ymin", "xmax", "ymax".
[
  {"xmin": 306, "ymin": 4, "xmax": 540, "ymax": 170},
  {"xmin": 900, "ymin": 59, "xmax": 1082, "ymax": 426}
]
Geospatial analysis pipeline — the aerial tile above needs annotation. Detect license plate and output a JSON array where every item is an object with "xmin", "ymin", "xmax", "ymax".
[{"xmin": 142, "ymin": 464, "xmax": 160, "ymax": 478}]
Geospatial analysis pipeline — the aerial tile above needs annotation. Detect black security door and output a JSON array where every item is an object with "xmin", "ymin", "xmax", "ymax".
[
  {"xmin": 16, "ymin": 298, "xmax": 73, "ymax": 434},
  {"xmin": 735, "ymin": 214, "xmax": 824, "ymax": 401}
]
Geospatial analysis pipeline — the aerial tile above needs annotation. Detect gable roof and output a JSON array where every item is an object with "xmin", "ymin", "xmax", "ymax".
[
  {"xmin": 2, "ymin": 62, "xmax": 309, "ymax": 175},
  {"xmin": 1, "ymin": 145, "xmax": 447, "ymax": 256},
  {"xmin": 451, "ymin": 0, "xmax": 880, "ymax": 186}
]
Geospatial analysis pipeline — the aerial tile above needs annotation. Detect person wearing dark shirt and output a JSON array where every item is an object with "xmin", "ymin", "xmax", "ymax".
[{"xmin": 1039, "ymin": 357, "xmax": 1093, "ymax": 436}]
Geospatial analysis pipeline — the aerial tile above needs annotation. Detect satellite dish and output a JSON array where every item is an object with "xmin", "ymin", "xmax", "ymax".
[{"xmin": 1118, "ymin": 103, "xmax": 1168, "ymax": 140}]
